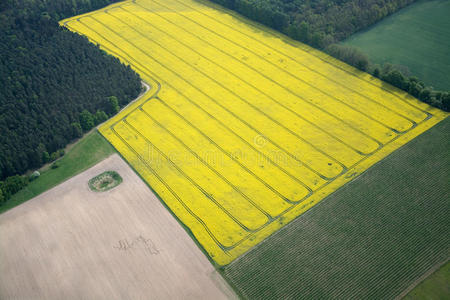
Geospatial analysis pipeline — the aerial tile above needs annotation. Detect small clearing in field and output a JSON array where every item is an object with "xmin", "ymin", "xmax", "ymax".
[
  {"xmin": 88, "ymin": 170, "xmax": 123, "ymax": 192},
  {"xmin": 0, "ymin": 154, "xmax": 235, "ymax": 300}
]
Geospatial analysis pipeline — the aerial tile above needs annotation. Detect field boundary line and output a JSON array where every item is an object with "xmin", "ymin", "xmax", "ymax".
[{"xmin": 395, "ymin": 258, "xmax": 449, "ymax": 300}]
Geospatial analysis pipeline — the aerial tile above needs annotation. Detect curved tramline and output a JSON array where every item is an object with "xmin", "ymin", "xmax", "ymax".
[{"xmin": 61, "ymin": 0, "xmax": 447, "ymax": 265}]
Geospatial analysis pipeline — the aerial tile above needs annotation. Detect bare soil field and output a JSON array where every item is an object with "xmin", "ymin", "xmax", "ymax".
[{"xmin": 0, "ymin": 154, "xmax": 235, "ymax": 299}]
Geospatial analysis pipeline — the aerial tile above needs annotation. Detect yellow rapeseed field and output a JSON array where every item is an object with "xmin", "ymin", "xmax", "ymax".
[{"xmin": 61, "ymin": 0, "xmax": 448, "ymax": 265}]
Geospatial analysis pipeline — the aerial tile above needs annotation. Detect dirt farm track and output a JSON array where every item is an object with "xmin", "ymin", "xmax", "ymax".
[{"xmin": 0, "ymin": 154, "xmax": 235, "ymax": 299}]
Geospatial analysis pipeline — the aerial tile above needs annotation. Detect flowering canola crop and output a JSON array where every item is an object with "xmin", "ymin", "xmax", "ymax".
[{"xmin": 61, "ymin": 0, "xmax": 448, "ymax": 265}]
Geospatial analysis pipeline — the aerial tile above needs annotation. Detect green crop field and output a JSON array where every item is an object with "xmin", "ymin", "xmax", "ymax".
[
  {"xmin": 0, "ymin": 131, "xmax": 115, "ymax": 214},
  {"xmin": 223, "ymin": 117, "xmax": 450, "ymax": 299},
  {"xmin": 344, "ymin": 0, "xmax": 450, "ymax": 90}
]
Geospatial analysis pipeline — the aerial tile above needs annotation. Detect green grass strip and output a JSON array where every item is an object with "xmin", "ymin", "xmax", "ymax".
[
  {"xmin": 0, "ymin": 131, "xmax": 115, "ymax": 214},
  {"xmin": 404, "ymin": 261, "xmax": 449, "ymax": 300}
]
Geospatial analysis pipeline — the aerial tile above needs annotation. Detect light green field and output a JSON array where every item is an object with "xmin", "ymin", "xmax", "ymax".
[
  {"xmin": 0, "ymin": 131, "xmax": 115, "ymax": 214},
  {"xmin": 344, "ymin": 0, "xmax": 450, "ymax": 90},
  {"xmin": 405, "ymin": 261, "xmax": 449, "ymax": 300}
]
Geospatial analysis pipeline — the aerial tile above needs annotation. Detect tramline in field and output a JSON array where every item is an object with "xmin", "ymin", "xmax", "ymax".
[{"xmin": 61, "ymin": 0, "xmax": 447, "ymax": 265}]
